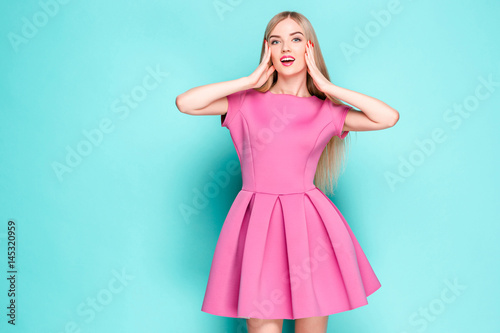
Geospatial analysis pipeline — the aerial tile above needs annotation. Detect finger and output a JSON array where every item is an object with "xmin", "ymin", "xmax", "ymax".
[
  {"xmin": 260, "ymin": 40, "xmax": 268, "ymax": 66},
  {"xmin": 266, "ymin": 42, "xmax": 273, "ymax": 67},
  {"xmin": 306, "ymin": 42, "xmax": 315, "ymax": 66},
  {"xmin": 263, "ymin": 41, "xmax": 271, "ymax": 66}
]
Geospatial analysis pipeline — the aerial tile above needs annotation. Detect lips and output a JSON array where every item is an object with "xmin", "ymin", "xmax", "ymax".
[
  {"xmin": 280, "ymin": 55, "xmax": 295, "ymax": 66},
  {"xmin": 280, "ymin": 55, "xmax": 295, "ymax": 61}
]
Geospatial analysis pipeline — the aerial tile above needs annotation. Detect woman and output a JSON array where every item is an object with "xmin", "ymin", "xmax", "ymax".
[{"xmin": 176, "ymin": 11, "xmax": 399, "ymax": 333}]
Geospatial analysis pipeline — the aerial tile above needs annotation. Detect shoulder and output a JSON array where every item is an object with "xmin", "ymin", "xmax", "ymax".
[
  {"xmin": 226, "ymin": 88, "xmax": 261, "ymax": 106},
  {"xmin": 222, "ymin": 89, "xmax": 260, "ymax": 127},
  {"xmin": 322, "ymin": 98, "xmax": 351, "ymax": 138},
  {"xmin": 323, "ymin": 98, "xmax": 352, "ymax": 116},
  {"xmin": 230, "ymin": 88, "xmax": 260, "ymax": 98}
]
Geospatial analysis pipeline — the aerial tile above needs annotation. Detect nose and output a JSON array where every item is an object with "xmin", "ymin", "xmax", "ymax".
[{"xmin": 281, "ymin": 42, "xmax": 291, "ymax": 53}]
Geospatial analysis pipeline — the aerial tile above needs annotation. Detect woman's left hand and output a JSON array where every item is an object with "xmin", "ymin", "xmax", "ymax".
[{"xmin": 305, "ymin": 40, "xmax": 331, "ymax": 93}]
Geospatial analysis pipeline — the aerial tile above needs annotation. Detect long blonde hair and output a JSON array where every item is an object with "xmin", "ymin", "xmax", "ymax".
[{"xmin": 254, "ymin": 11, "xmax": 351, "ymax": 196}]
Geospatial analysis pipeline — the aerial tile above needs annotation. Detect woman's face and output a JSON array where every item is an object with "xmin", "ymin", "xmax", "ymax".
[{"xmin": 268, "ymin": 18, "xmax": 308, "ymax": 76}]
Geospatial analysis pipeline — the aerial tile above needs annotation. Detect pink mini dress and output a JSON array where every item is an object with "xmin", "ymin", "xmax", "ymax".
[{"xmin": 201, "ymin": 88, "xmax": 381, "ymax": 320}]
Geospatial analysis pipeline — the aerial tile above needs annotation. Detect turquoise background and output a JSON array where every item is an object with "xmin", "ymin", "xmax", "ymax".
[{"xmin": 1, "ymin": 0, "xmax": 499, "ymax": 332}]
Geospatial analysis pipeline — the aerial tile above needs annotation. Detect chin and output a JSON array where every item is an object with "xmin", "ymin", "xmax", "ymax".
[{"xmin": 278, "ymin": 66, "xmax": 306, "ymax": 76}]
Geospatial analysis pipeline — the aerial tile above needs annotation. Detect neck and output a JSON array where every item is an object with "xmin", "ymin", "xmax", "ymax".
[{"xmin": 271, "ymin": 73, "xmax": 310, "ymax": 97}]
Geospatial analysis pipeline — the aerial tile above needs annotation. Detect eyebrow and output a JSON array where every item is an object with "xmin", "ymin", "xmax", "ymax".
[{"xmin": 269, "ymin": 31, "xmax": 304, "ymax": 39}]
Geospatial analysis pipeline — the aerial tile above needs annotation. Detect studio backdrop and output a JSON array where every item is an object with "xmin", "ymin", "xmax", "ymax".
[{"xmin": 1, "ymin": 0, "xmax": 499, "ymax": 332}]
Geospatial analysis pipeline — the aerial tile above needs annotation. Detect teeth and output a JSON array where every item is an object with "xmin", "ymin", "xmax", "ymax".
[{"xmin": 281, "ymin": 57, "xmax": 294, "ymax": 62}]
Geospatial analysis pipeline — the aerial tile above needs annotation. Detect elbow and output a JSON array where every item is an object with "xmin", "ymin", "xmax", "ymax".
[
  {"xmin": 176, "ymin": 95, "xmax": 195, "ymax": 115},
  {"xmin": 175, "ymin": 95, "xmax": 186, "ymax": 114},
  {"xmin": 387, "ymin": 111, "xmax": 399, "ymax": 127}
]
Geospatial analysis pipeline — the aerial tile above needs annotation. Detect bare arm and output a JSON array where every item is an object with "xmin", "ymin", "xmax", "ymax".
[
  {"xmin": 176, "ymin": 39, "xmax": 276, "ymax": 117},
  {"xmin": 175, "ymin": 77, "xmax": 253, "ymax": 116},
  {"xmin": 323, "ymin": 83, "xmax": 400, "ymax": 132}
]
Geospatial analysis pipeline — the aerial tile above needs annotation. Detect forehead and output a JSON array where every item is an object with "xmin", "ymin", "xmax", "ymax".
[{"xmin": 270, "ymin": 18, "xmax": 303, "ymax": 36}]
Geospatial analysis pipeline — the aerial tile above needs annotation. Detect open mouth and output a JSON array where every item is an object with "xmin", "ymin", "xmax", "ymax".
[{"xmin": 280, "ymin": 56, "xmax": 295, "ymax": 66}]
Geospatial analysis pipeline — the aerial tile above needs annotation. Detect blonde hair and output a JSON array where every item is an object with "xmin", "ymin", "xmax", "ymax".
[{"xmin": 253, "ymin": 11, "xmax": 351, "ymax": 196}]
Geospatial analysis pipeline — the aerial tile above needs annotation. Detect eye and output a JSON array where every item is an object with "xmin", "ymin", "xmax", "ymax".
[{"xmin": 270, "ymin": 38, "xmax": 302, "ymax": 45}]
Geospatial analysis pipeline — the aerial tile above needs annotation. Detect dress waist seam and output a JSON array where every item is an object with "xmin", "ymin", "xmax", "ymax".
[{"xmin": 240, "ymin": 187, "xmax": 318, "ymax": 195}]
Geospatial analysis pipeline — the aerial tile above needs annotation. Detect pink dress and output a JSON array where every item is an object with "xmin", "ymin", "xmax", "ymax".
[{"xmin": 201, "ymin": 88, "xmax": 381, "ymax": 320}]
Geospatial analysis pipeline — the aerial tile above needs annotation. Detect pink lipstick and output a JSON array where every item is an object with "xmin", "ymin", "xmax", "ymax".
[{"xmin": 280, "ymin": 55, "xmax": 295, "ymax": 67}]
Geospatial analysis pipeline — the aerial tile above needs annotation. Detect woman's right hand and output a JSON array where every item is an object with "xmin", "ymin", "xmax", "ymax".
[{"xmin": 246, "ymin": 40, "xmax": 275, "ymax": 89}]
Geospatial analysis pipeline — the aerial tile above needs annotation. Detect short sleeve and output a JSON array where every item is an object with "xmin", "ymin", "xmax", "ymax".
[
  {"xmin": 221, "ymin": 90, "xmax": 248, "ymax": 128},
  {"xmin": 329, "ymin": 101, "xmax": 351, "ymax": 139}
]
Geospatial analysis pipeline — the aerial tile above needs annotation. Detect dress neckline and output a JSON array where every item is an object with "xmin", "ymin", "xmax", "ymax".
[{"xmin": 266, "ymin": 90, "xmax": 316, "ymax": 99}]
